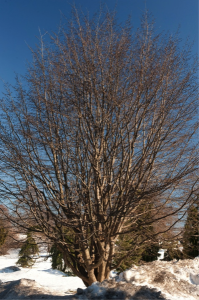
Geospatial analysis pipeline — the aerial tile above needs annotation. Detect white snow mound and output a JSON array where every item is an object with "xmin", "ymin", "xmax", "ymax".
[{"xmin": 118, "ymin": 258, "xmax": 199, "ymax": 299}]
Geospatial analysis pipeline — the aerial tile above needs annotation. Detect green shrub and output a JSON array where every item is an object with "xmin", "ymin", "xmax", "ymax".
[
  {"xmin": 182, "ymin": 204, "xmax": 199, "ymax": 259},
  {"xmin": 50, "ymin": 244, "xmax": 65, "ymax": 271},
  {"xmin": 50, "ymin": 243, "xmax": 75, "ymax": 275},
  {"xmin": 17, "ymin": 230, "xmax": 39, "ymax": 267},
  {"xmin": 162, "ymin": 241, "xmax": 184, "ymax": 261},
  {"xmin": 0, "ymin": 223, "xmax": 8, "ymax": 247},
  {"xmin": 115, "ymin": 203, "xmax": 160, "ymax": 271},
  {"xmin": 141, "ymin": 243, "xmax": 160, "ymax": 262}
]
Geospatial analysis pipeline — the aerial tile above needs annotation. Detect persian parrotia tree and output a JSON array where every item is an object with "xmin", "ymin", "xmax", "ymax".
[{"xmin": 0, "ymin": 8, "xmax": 198, "ymax": 286}]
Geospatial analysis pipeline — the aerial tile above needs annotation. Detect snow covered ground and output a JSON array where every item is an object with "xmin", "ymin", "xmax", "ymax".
[
  {"xmin": 0, "ymin": 248, "xmax": 85, "ymax": 296},
  {"xmin": 0, "ymin": 246, "xmax": 199, "ymax": 299}
]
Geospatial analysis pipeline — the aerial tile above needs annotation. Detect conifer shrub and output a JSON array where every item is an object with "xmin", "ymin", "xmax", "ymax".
[
  {"xmin": 115, "ymin": 203, "xmax": 160, "ymax": 271},
  {"xmin": 0, "ymin": 205, "xmax": 9, "ymax": 253},
  {"xmin": 163, "ymin": 248, "xmax": 184, "ymax": 261},
  {"xmin": 141, "ymin": 243, "xmax": 160, "ymax": 262},
  {"xmin": 162, "ymin": 241, "xmax": 184, "ymax": 261},
  {"xmin": 182, "ymin": 204, "xmax": 199, "ymax": 259},
  {"xmin": 0, "ymin": 222, "xmax": 8, "ymax": 247},
  {"xmin": 115, "ymin": 235, "xmax": 160, "ymax": 271},
  {"xmin": 115, "ymin": 233, "xmax": 144, "ymax": 271},
  {"xmin": 50, "ymin": 244, "xmax": 65, "ymax": 271},
  {"xmin": 50, "ymin": 243, "xmax": 75, "ymax": 275},
  {"xmin": 17, "ymin": 230, "xmax": 39, "ymax": 267}
]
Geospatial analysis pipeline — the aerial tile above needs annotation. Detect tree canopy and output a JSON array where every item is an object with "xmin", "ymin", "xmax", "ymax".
[{"xmin": 0, "ymin": 9, "xmax": 198, "ymax": 285}]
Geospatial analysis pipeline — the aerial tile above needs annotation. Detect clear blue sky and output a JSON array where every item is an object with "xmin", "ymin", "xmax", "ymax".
[{"xmin": 0, "ymin": 0, "xmax": 198, "ymax": 94}]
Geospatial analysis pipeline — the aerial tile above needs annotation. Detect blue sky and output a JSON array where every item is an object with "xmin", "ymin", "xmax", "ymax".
[{"xmin": 0, "ymin": 0, "xmax": 198, "ymax": 94}]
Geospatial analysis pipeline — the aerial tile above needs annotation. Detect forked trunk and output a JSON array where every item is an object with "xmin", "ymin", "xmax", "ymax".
[
  {"xmin": 96, "ymin": 261, "xmax": 110, "ymax": 282},
  {"xmin": 88, "ymin": 262, "xmax": 110, "ymax": 285},
  {"xmin": 67, "ymin": 260, "xmax": 111, "ymax": 286}
]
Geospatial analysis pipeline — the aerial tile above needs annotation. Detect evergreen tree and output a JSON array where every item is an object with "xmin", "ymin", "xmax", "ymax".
[
  {"xmin": 115, "ymin": 232, "xmax": 160, "ymax": 272},
  {"xmin": 50, "ymin": 244, "xmax": 66, "ymax": 272},
  {"xmin": 162, "ymin": 241, "xmax": 184, "ymax": 261},
  {"xmin": 115, "ymin": 233, "xmax": 145, "ymax": 271},
  {"xmin": 115, "ymin": 204, "xmax": 160, "ymax": 271},
  {"xmin": 141, "ymin": 243, "xmax": 160, "ymax": 262},
  {"xmin": 17, "ymin": 230, "xmax": 39, "ymax": 267},
  {"xmin": 182, "ymin": 204, "xmax": 199, "ymax": 259},
  {"xmin": 0, "ymin": 222, "xmax": 8, "ymax": 248},
  {"xmin": 0, "ymin": 206, "xmax": 9, "ymax": 250},
  {"xmin": 50, "ymin": 236, "xmax": 75, "ymax": 276}
]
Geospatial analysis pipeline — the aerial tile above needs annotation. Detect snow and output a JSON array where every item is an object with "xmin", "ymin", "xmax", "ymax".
[
  {"xmin": 0, "ymin": 248, "xmax": 85, "ymax": 296},
  {"xmin": 158, "ymin": 248, "xmax": 166, "ymax": 260},
  {"xmin": 0, "ymin": 246, "xmax": 199, "ymax": 299},
  {"xmin": 117, "ymin": 259, "xmax": 199, "ymax": 299}
]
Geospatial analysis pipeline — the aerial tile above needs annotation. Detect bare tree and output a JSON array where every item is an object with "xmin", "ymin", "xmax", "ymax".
[{"xmin": 0, "ymin": 9, "xmax": 198, "ymax": 286}]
